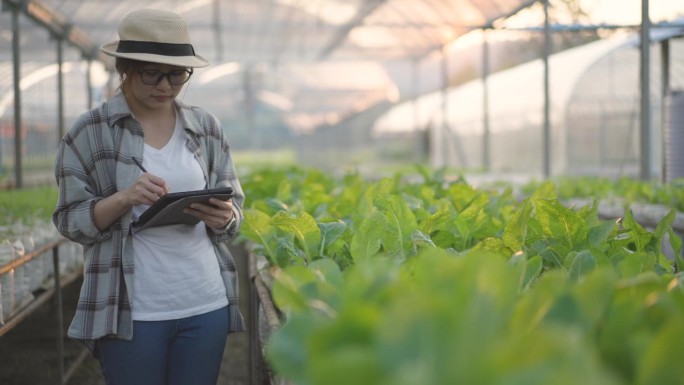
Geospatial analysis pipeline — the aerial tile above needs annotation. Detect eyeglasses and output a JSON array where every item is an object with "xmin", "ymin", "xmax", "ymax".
[{"xmin": 137, "ymin": 69, "xmax": 193, "ymax": 85}]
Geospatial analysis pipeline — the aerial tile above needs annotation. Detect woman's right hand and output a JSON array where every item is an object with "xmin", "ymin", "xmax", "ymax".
[
  {"xmin": 93, "ymin": 172, "xmax": 168, "ymax": 231},
  {"xmin": 124, "ymin": 172, "xmax": 171, "ymax": 206}
]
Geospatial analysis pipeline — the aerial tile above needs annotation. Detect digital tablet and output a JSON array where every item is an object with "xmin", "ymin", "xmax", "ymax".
[{"xmin": 131, "ymin": 187, "xmax": 234, "ymax": 232}]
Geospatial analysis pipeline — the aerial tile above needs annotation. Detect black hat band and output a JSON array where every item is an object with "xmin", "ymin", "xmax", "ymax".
[{"xmin": 117, "ymin": 40, "xmax": 196, "ymax": 57}]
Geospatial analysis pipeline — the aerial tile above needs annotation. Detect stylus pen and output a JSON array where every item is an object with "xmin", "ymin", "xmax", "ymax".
[{"xmin": 132, "ymin": 157, "xmax": 147, "ymax": 173}]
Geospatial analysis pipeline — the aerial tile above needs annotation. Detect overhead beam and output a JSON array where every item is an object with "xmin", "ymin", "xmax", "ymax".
[
  {"xmin": 317, "ymin": 0, "xmax": 387, "ymax": 60},
  {"xmin": 2, "ymin": 0, "xmax": 102, "ymax": 60},
  {"xmin": 484, "ymin": 0, "xmax": 539, "ymax": 28},
  {"xmin": 503, "ymin": 21, "xmax": 684, "ymax": 32}
]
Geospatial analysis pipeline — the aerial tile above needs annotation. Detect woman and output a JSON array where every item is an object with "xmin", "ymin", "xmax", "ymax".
[{"xmin": 53, "ymin": 8, "xmax": 245, "ymax": 385}]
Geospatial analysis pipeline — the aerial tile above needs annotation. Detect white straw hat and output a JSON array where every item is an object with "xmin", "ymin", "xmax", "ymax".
[{"xmin": 101, "ymin": 9, "xmax": 208, "ymax": 68}]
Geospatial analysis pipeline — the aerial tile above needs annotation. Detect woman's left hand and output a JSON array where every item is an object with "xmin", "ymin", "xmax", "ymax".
[{"xmin": 184, "ymin": 197, "xmax": 234, "ymax": 229}]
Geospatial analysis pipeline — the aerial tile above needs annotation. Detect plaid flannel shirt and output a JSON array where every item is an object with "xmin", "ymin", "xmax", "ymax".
[{"xmin": 53, "ymin": 92, "xmax": 246, "ymax": 348}]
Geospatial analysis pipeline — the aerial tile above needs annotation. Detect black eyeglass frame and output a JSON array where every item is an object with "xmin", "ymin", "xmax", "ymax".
[{"xmin": 137, "ymin": 68, "xmax": 194, "ymax": 85}]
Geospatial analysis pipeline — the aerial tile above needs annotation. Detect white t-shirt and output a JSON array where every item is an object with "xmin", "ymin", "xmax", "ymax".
[{"xmin": 130, "ymin": 117, "xmax": 228, "ymax": 321}]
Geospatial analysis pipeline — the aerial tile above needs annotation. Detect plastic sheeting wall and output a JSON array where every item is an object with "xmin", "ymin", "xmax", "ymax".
[
  {"xmin": 664, "ymin": 91, "xmax": 684, "ymax": 182},
  {"xmin": 369, "ymin": 34, "xmax": 684, "ymax": 179}
]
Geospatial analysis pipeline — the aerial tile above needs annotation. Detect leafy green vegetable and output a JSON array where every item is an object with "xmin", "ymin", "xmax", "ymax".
[
  {"xmin": 237, "ymin": 166, "xmax": 684, "ymax": 385},
  {"xmin": 0, "ymin": 186, "xmax": 58, "ymax": 227}
]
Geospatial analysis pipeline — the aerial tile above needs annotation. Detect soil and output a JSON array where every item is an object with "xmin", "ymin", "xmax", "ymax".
[{"xmin": 0, "ymin": 242, "xmax": 266, "ymax": 385}]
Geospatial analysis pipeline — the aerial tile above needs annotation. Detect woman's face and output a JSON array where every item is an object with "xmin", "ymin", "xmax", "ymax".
[{"xmin": 124, "ymin": 63, "xmax": 192, "ymax": 113}]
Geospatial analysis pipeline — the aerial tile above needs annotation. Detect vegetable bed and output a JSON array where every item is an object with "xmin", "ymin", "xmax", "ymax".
[{"xmin": 238, "ymin": 167, "xmax": 684, "ymax": 385}]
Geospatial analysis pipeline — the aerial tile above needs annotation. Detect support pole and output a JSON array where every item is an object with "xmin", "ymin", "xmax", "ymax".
[
  {"xmin": 660, "ymin": 39, "xmax": 670, "ymax": 107},
  {"xmin": 248, "ymin": 257, "xmax": 259, "ymax": 385},
  {"xmin": 482, "ymin": 28, "xmax": 491, "ymax": 172},
  {"xmin": 542, "ymin": 0, "xmax": 551, "ymax": 178},
  {"xmin": 53, "ymin": 246, "xmax": 65, "ymax": 384},
  {"xmin": 86, "ymin": 59, "xmax": 93, "ymax": 109},
  {"xmin": 660, "ymin": 39, "xmax": 670, "ymax": 182},
  {"xmin": 213, "ymin": 0, "xmax": 224, "ymax": 62},
  {"xmin": 57, "ymin": 37, "xmax": 65, "ymax": 144},
  {"xmin": 11, "ymin": 4, "xmax": 23, "ymax": 187},
  {"xmin": 411, "ymin": 57, "xmax": 423, "ymax": 162},
  {"xmin": 639, "ymin": 0, "xmax": 651, "ymax": 180},
  {"xmin": 433, "ymin": 47, "xmax": 448, "ymax": 168}
]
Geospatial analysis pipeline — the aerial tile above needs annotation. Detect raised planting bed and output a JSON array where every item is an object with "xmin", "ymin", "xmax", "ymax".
[{"xmin": 237, "ymin": 167, "xmax": 684, "ymax": 385}]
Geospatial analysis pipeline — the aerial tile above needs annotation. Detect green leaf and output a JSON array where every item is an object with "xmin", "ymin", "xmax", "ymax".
[
  {"xmin": 359, "ymin": 178, "xmax": 395, "ymax": 214},
  {"xmin": 534, "ymin": 199, "xmax": 587, "ymax": 254},
  {"xmin": 309, "ymin": 258, "xmax": 345, "ymax": 293},
  {"xmin": 453, "ymin": 194, "xmax": 491, "ymax": 250},
  {"xmin": 636, "ymin": 320, "xmax": 684, "ymax": 385},
  {"xmin": 617, "ymin": 251, "xmax": 654, "ymax": 278},
  {"xmin": 302, "ymin": 182, "xmax": 334, "ymax": 215},
  {"xmin": 272, "ymin": 259, "xmax": 343, "ymax": 317},
  {"xmin": 240, "ymin": 209, "xmax": 280, "ymax": 264},
  {"xmin": 308, "ymin": 305, "xmax": 383, "ymax": 385},
  {"xmin": 271, "ymin": 265, "xmax": 319, "ymax": 312},
  {"xmin": 266, "ymin": 315, "xmax": 315, "ymax": 385},
  {"xmin": 418, "ymin": 199, "xmax": 453, "ymax": 235},
  {"xmin": 543, "ymin": 293, "xmax": 582, "ymax": 325},
  {"xmin": 652, "ymin": 209, "xmax": 677, "ymax": 272},
  {"xmin": 276, "ymin": 178, "xmax": 293, "ymax": 202},
  {"xmin": 272, "ymin": 211, "xmax": 322, "ymax": 262},
  {"xmin": 572, "ymin": 268, "xmax": 616, "ymax": 331},
  {"xmin": 568, "ymin": 250, "xmax": 597, "ymax": 281},
  {"xmin": 502, "ymin": 199, "xmax": 533, "ymax": 252},
  {"xmin": 446, "ymin": 183, "xmax": 478, "ymax": 211},
  {"xmin": 264, "ymin": 198, "xmax": 289, "ymax": 213},
  {"xmin": 668, "ymin": 226, "xmax": 684, "ymax": 272},
  {"xmin": 374, "ymin": 194, "xmax": 418, "ymax": 259},
  {"xmin": 350, "ymin": 210, "xmax": 387, "ymax": 262},
  {"xmin": 275, "ymin": 237, "xmax": 305, "ymax": 266},
  {"xmin": 531, "ymin": 180, "xmax": 557, "ymax": 200},
  {"xmin": 471, "ymin": 237, "xmax": 512, "ymax": 259},
  {"xmin": 319, "ymin": 221, "xmax": 347, "ymax": 256},
  {"xmin": 509, "ymin": 270, "xmax": 568, "ymax": 331},
  {"xmin": 622, "ymin": 209, "xmax": 652, "ymax": 252},
  {"xmin": 520, "ymin": 255, "xmax": 543, "ymax": 292},
  {"xmin": 310, "ymin": 347, "xmax": 381, "ymax": 385},
  {"xmin": 532, "ymin": 239, "xmax": 565, "ymax": 269},
  {"xmin": 588, "ymin": 219, "xmax": 618, "ymax": 249},
  {"xmin": 410, "ymin": 230, "xmax": 436, "ymax": 251},
  {"xmin": 240, "ymin": 209, "xmax": 272, "ymax": 242}
]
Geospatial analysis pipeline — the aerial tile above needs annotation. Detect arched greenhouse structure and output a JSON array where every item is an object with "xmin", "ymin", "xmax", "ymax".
[{"xmin": 372, "ymin": 27, "xmax": 684, "ymax": 179}]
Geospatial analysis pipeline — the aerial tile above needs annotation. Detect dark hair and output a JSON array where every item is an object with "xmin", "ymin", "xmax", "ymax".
[{"xmin": 114, "ymin": 58, "xmax": 145, "ymax": 94}]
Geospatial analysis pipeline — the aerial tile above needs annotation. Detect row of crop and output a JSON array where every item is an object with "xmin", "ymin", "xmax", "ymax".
[
  {"xmin": 237, "ymin": 166, "xmax": 684, "ymax": 385},
  {"xmin": 522, "ymin": 175, "xmax": 684, "ymax": 212},
  {"xmin": 0, "ymin": 186, "xmax": 82, "ymax": 325}
]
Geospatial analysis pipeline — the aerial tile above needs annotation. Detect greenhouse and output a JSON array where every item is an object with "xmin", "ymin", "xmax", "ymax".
[
  {"xmin": 372, "ymin": 27, "xmax": 684, "ymax": 178},
  {"xmin": 1, "ymin": 1, "xmax": 684, "ymax": 385}
]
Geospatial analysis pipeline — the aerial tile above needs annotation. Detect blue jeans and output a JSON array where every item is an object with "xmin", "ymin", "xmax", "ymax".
[{"xmin": 95, "ymin": 306, "xmax": 229, "ymax": 385}]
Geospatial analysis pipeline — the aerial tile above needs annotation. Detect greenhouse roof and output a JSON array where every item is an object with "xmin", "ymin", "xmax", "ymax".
[
  {"xmin": 2, "ymin": 1, "xmax": 683, "ymax": 135},
  {"xmin": 1, "ymin": 0, "xmax": 536, "ymax": 64},
  {"xmin": 0, "ymin": 0, "xmax": 537, "ymax": 132},
  {"xmin": 373, "ymin": 23, "xmax": 684, "ymax": 135}
]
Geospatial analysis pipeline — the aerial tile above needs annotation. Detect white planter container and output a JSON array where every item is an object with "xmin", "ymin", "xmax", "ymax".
[{"xmin": 0, "ymin": 221, "xmax": 82, "ymax": 325}]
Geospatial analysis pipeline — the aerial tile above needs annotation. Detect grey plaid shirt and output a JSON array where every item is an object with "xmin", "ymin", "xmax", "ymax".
[{"xmin": 53, "ymin": 92, "xmax": 246, "ymax": 347}]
